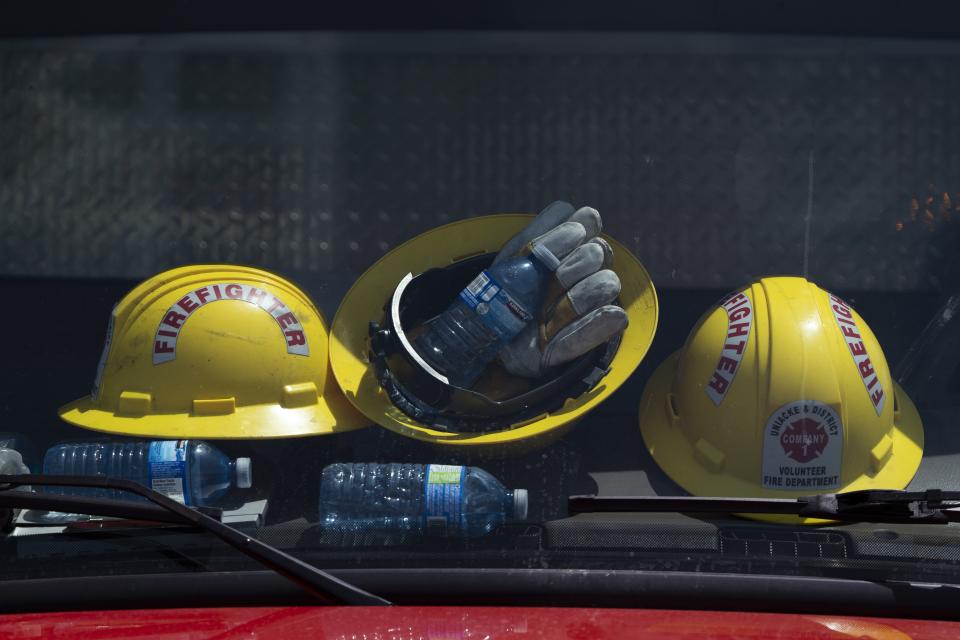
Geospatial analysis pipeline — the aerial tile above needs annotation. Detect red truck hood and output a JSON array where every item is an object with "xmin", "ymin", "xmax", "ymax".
[{"xmin": 0, "ymin": 607, "xmax": 956, "ymax": 639}]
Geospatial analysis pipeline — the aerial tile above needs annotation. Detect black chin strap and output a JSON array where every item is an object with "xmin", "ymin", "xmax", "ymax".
[{"xmin": 369, "ymin": 319, "xmax": 618, "ymax": 434}]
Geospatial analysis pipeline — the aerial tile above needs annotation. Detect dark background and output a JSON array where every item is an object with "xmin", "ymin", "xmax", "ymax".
[{"xmin": 5, "ymin": 1, "xmax": 960, "ymax": 40}]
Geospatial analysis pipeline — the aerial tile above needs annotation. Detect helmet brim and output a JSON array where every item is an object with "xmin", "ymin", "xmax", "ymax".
[
  {"xmin": 58, "ymin": 361, "xmax": 369, "ymax": 439},
  {"xmin": 639, "ymin": 351, "xmax": 925, "ymax": 525}
]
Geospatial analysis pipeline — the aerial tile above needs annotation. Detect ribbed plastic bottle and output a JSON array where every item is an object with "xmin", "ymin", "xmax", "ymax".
[
  {"xmin": 413, "ymin": 243, "xmax": 560, "ymax": 388},
  {"xmin": 41, "ymin": 440, "xmax": 252, "ymax": 509},
  {"xmin": 319, "ymin": 463, "xmax": 528, "ymax": 537}
]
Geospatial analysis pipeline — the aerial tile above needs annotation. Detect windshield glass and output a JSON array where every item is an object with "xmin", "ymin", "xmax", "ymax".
[{"xmin": 2, "ymin": 30, "xmax": 960, "ymax": 591}]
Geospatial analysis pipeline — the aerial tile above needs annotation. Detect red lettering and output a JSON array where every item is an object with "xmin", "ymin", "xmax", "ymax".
[
  {"xmin": 871, "ymin": 388, "xmax": 884, "ymax": 407},
  {"xmin": 154, "ymin": 340, "xmax": 174, "ymax": 354},
  {"xmin": 728, "ymin": 322, "xmax": 750, "ymax": 338},
  {"xmin": 724, "ymin": 340, "xmax": 746, "ymax": 355},
  {"xmin": 832, "ymin": 303, "xmax": 852, "ymax": 318},
  {"xmin": 212, "ymin": 285, "xmax": 223, "ymax": 299},
  {"xmin": 162, "ymin": 311, "xmax": 187, "ymax": 329},
  {"xmin": 195, "ymin": 287, "xmax": 211, "ymax": 304},
  {"xmin": 267, "ymin": 297, "xmax": 285, "ymax": 313},
  {"xmin": 866, "ymin": 375, "xmax": 878, "ymax": 390},
  {"xmin": 177, "ymin": 295, "xmax": 199, "ymax": 313},
  {"xmin": 858, "ymin": 358, "xmax": 875, "ymax": 379},
  {"xmin": 849, "ymin": 341, "xmax": 866, "ymax": 357},
  {"xmin": 245, "ymin": 287, "xmax": 267, "ymax": 305},
  {"xmin": 157, "ymin": 329, "xmax": 177, "ymax": 337},
  {"xmin": 726, "ymin": 299, "xmax": 749, "ymax": 313},
  {"xmin": 729, "ymin": 307, "xmax": 751, "ymax": 321},
  {"xmin": 277, "ymin": 312, "xmax": 297, "ymax": 328},
  {"xmin": 841, "ymin": 324, "xmax": 861, "ymax": 339},
  {"xmin": 708, "ymin": 372, "xmax": 729, "ymax": 395},
  {"xmin": 225, "ymin": 284, "xmax": 243, "ymax": 299},
  {"xmin": 722, "ymin": 293, "xmax": 746, "ymax": 309},
  {"xmin": 285, "ymin": 330, "xmax": 306, "ymax": 347},
  {"xmin": 829, "ymin": 294, "xmax": 845, "ymax": 306},
  {"xmin": 717, "ymin": 356, "xmax": 738, "ymax": 374}
]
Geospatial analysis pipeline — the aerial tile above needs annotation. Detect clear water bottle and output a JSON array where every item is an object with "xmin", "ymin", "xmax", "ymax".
[
  {"xmin": 41, "ymin": 440, "xmax": 252, "ymax": 509},
  {"xmin": 413, "ymin": 243, "xmax": 560, "ymax": 388},
  {"xmin": 319, "ymin": 463, "xmax": 528, "ymax": 538}
]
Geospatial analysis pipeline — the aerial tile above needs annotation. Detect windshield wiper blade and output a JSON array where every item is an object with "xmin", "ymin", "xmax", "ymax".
[
  {"xmin": 568, "ymin": 489, "xmax": 960, "ymax": 524},
  {"xmin": 0, "ymin": 474, "xmax": 391, "ymax": 606},
  {"xmin": 0, "ymin": 489, "xmax": 194, "ymax": 525}
]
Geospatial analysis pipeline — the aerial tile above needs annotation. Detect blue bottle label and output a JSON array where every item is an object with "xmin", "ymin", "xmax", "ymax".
[
  {"xmin": 147, "ymin": 440, "xmax": 191, "ymax": 505},
  {"xmin": 458, "ymin": 270, "xmax": 532, "ymax": 342},
  {"xmin": 424, "ymin": 464, "xmax": 464, "ymax": 534}
]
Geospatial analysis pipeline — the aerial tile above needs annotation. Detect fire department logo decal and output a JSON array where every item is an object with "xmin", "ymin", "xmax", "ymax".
[
  {"xmin": 762, "ymin": 400, "xmax": 842, "ymax": 491},
  {"xmin": 780, "ymin": 417, "xmax": 829, "ymax": 463}
]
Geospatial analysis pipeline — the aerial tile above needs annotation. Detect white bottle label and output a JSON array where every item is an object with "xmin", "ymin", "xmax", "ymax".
[
  {"xmin": 147, "ymin": 440, "xmax": 190, "ymax": 505},
  {"xmin": 459, "ymin": 271, "xmax": 532, "ymax": 343}
]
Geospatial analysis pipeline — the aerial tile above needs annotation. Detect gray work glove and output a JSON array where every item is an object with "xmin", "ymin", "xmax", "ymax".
[
  {"xmin": 496, "ymin": 201, "xmax": 628, "ymax": 378},
  {"xmin": 0, "ymin": 449, "xmax": 28, "ymax": 477}
]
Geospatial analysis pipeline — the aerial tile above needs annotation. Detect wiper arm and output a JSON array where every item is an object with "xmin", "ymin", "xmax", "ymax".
[
  {"xmin": 569, "ymin": 489, "xmax": 960, "ymax": 524},
  {"xmin": 0, "ymin": 474, "xmax": 391, "ymax": 606}
]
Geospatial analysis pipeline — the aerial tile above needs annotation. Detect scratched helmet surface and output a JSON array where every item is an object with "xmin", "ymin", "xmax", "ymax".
[
  {"xmin": 639, "ymin": 276, "xmax": 924, "ymax": 524},
  {"xmin": 59, "ymin": 265, "xmax": 368, "ymax": 439}
]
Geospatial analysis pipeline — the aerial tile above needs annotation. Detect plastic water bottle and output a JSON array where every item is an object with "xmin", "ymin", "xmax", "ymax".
[
  {"xmin": 41, "ymin": 440, "xmax": 252, "ymax": 509},
  {"xmin": 413, "ymin": 243, "xmax": 560, "ymax": 388},
  {"xmin": 319, "ymin": 463, "xmax": 528, "ymax": 538}
]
